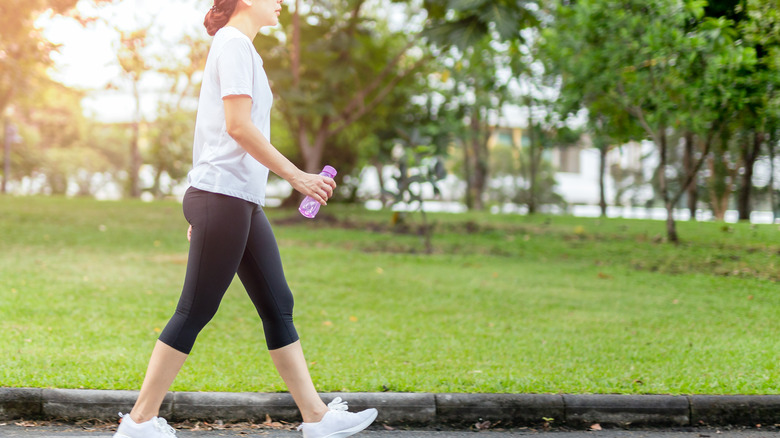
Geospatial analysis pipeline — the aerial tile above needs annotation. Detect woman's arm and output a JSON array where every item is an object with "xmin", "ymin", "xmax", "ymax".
[{"xmin": 223, "ymin": 95, "xmax": 335, "ymax": 205}]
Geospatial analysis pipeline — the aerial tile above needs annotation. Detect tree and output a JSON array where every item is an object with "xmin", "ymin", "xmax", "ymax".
[
  {"xmin": 147, "ymin": 34, "xmax": 210, "ymax": 199},
  {"xmin": 254, "ymin": 0, "xmax": 429, "ymax": 183},
  {"xmin": 541, "ymin": 0, "xmax": 750, "ymax": 242},
  {"xmin": 0, "ymin": 0, "xmax": 113, "ymax": 192},
  {"xmin": 540, "ymin": 8, "xmax": 645, "ymax": 217},
  {"xmin": 442, "ymin": 39, "xmax": 513, "ymax": 210},
  {"xmin": 116, "ymin": 27, "xmax": 152, "ymax": 198},
  {"xmin": 422, "ymin": 0, "xmax": 540, "ymax": 50},
  {"xmin": 733, "ymin": 0, "xmax": 780, "ymax": 221},
  {"xmin": 421, "ymin": 0, "xmax": 540, "ymax": 211}
]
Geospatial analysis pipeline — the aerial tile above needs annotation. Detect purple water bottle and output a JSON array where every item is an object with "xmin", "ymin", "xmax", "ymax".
[{"xmin": 299, "ymin": 165, "xmax": 337, "ymax": 219}]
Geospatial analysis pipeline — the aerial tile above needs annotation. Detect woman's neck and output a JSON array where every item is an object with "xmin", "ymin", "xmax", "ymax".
[{"xmin": 225, "ymin": 13, "xmax": 259, "ymax": 40}]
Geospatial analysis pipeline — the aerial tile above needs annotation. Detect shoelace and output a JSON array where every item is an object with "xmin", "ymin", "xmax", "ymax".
[
  {"xmin": 327, "ymin": 397, "xmax": 349, "ymax": 412},
  {"xmin": 152, "ymin": 417, "xmax": 177, "ymax": 436},
  {"xmin": 296, "ymin": 397, "xmax": 350, "ymax": 430}
]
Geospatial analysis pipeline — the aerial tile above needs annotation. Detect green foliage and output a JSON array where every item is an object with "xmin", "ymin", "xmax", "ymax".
[
  {"xmin": 253, "ymin": 0, "xmax": 427, "ymax": 177},
  {"xmin": 144, "ymin": 33, "xmax": 210, "ymax": 199},
  {"xmin": 384, "ymin": 131, "xmax": 447, "ymax": 254},
  {"xmin": 6, "ymin": 79, "xmax": 125, "ymax": 195},
  {"xmin": 538, "ymin": 0, "xmax": 780, "ymax": 238},
  {"xmin": 488, "ymin": 143, "xmax": 566, "ymax": 210},
  {"xmin": 146, "ymin": 107, "xmax": 195, "ymax": 198},
  {"xmin": 422, "ymin": 0, "xmax": 540, "ymax": 48}
]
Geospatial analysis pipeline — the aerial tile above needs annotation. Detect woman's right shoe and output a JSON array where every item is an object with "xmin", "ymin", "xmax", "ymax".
[
  {"xmin": 113, "ymin": 412, "xmax": 177, "ymax": 437},
  {"xmin": 297, "ymin": 397, "xmax": 378, "ymax": 438}
]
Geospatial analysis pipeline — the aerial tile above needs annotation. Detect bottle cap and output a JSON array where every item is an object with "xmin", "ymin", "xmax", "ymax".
[{"xmin": 322, "ymin": 165, "xmax": 337, "ymax": 178}]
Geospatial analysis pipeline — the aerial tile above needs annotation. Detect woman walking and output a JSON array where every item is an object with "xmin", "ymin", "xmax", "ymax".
[{"xmin": 113, "ymin": 0, "xmax": 378, "ymax": 437}]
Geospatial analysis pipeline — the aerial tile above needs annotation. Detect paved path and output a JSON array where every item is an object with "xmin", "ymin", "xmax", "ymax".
[{"xmin": 0, "ymin": 425, "xmax": 776, "ymax": 438}]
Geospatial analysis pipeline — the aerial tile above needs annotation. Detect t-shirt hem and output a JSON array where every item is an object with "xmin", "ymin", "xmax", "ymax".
[
  {"xmin": 189, "ymin": 182, "xmax": 266, "ymax": 206},
  {"xmin": 221, "ymin": 88, "xmax": 252, "ymax": 99}
]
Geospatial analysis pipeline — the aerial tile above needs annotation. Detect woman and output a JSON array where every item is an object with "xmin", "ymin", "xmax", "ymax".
[{"xmin": 113, "ymin": 0, "xmax": 378, "ymax": 437}]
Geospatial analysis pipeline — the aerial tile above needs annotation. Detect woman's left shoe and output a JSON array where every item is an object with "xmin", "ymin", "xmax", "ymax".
[
  {"xmin": 113, "ymin": 412, "xmax": 177, "ymax": 438},
  {"xmin": 297, "ymin": 397, "xmax": 378, "ymax": 438}
]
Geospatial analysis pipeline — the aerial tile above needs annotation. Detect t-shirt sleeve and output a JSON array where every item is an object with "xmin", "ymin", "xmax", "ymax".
[{"xmin": 216, "ymin": 38, "xmax": 254, "ymax": 99}]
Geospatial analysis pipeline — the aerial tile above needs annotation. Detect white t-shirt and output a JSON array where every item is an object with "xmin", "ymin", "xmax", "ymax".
[{"xmin": 188, "ymin": 26, "xmax": 272, "ymax": 205}]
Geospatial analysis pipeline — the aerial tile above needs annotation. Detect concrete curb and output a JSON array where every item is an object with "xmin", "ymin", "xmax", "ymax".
[{"xmin": 0, "ymin": 388, "xmax": 777, "ymax": 427}]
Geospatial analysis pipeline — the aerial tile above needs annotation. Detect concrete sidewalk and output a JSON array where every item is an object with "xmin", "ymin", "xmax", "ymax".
[
  {"xmin": 1, "ymin": 427, "xmax": 779, "ymax": 438},
  {"xmin": 2, "ymin": 388, "xmax": 780, "ymax": 428}
]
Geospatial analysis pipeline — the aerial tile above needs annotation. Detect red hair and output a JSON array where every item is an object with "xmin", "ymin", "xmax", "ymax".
[{"xmin": 204, "ymin": 0, "xmax": 240, "ymax": 36}]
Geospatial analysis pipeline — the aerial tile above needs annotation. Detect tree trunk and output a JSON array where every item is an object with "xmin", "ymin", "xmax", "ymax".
[
  {"xmin": 372, "ymin": 158, "xmax": 387, "ymax": 207},
  {"xmin": 770, "ymin": 133, "xmax": 777, "ymax": 222},
  {"xmin": 152, "ymin": 167, "xmax": 163, "ymax": 199},
  {"xmin": 129, "ymin": 81, "xmax": 142, "ymax": 198},
  {"xmin": 2, "ymin": 117, "xmax": 10, "ymax": 194},
  {"xmin": 527, "ymin": 118, "xmax": 537, "ymax": 214},
  {"xmin": 298, "ymin": 117, "xmax": 330, "ymax": 174},
  {"xmin": 657, "ymin": 126, "xmax": 678, "ymax": 243},
  {"xmin": 737, "ymin": 131, "xmax": 761, "ymax": 222},
  {"xmin": 462, "ymin": 134, "xmax": 474, "ymax": 210},
  {"xmin": 469, "ymin": 109, "xmax": 487, "ymax": 210},
  {"xmin": 598, "ymin": 138, "xmax": 607, "ymax": 217},
  {"xmin": 709, "ymin": 130, "xmax": 733, "ymax": 221},
  {"xmin": 683, "ymin": 131, "xmax": 697, "ymax": 221}
]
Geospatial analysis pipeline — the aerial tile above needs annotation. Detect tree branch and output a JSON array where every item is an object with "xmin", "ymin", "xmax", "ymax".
[
  {"xmin": 339, "ymin": 40, "xmax": 417, "ymax": 118},
  {"xmin": 291, "ymin": 0, "xmax": 301, "ymax": 87},
  {"xmin": 669, "ymin": 119, "xmax": 720, "ymax": 207},
  {"xmin": 616, "ymin": 81, "xmax": 660, "ymax": 146},
  {"xmin": 329, "ymin": 54, "xmax": 431, "ymax": 137}
]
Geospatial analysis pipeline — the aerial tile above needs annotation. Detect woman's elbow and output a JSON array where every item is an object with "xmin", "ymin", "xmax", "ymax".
[{"xmin": 226, "ymin": 122, "xmax": 246, "ymax": 142}]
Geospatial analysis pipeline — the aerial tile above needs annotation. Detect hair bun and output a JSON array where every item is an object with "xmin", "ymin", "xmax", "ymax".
[{"xmin": 204, "ymin": 0, "xmax": 239, "ymax": 36}]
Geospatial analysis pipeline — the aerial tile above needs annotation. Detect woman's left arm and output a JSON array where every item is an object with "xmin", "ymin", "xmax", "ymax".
[{"xmin": 223, "ymin": 95, "xmax": 335, "ymax": 205}]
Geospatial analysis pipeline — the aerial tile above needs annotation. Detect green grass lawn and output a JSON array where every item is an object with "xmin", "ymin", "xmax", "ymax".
[{"xmin": 1, "ymin": 195, "xmax": 778, "ymax": 394}]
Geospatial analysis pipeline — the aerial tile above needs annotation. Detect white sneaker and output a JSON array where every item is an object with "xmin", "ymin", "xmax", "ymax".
[
  {"xmin": 113, "ymin": 412, "xmax": 177, "ymax": 438},
  {"xmin": 297, "ymin": 397, "xmax": 378, "ymax": 438}
]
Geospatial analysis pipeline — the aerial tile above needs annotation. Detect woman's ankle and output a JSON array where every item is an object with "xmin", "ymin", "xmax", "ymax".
[
  {"xmin": 129, "ymin": 408, "xmax": 156, "ymax": 424},
  {"xmin": 301, "ymin": 405, "xmax": 328, "ymax": 424}
]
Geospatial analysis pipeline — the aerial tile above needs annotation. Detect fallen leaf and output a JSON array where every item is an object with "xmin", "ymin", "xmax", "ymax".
[
  {"xmin": 349, "ymin": 316, "xmax": 358, "ymax": 322},
  {"xmin": 475, "ymin": 420, "xmax": 493, "ymax": 430},
  {"xmin": 597, "ymin": 272, "xmax": 612, "ymax": 279},
  {"xmin": 383, "ymin": 424, "xmax": 396, "ymax": 431},
  {"xmin": 590, "ymin": 423, "xmax": 602, "ymax": 431},
  {"xmin": 323, "ymin": 321, "xmax": 333, "ymax": 327}
]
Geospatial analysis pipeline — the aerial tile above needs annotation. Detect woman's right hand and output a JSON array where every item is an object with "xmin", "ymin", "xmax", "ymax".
[{"xmin": 290, "ymin": 170, "xmax": 336, "ymax": 205}]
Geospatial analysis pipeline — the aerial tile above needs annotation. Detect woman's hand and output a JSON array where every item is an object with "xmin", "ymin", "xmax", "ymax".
[
  {"xmin": 187, "ymin": 225, "xmax": 192, "ymax": 242},
  {"xmin": 290, "ymin": 171, "xmax": 337, "ymax": 205}
]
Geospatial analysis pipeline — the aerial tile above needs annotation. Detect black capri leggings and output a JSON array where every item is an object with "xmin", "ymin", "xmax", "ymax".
[{"xmin": 158, "ymin": 187, "xmax": 299, "ymax": 354}]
